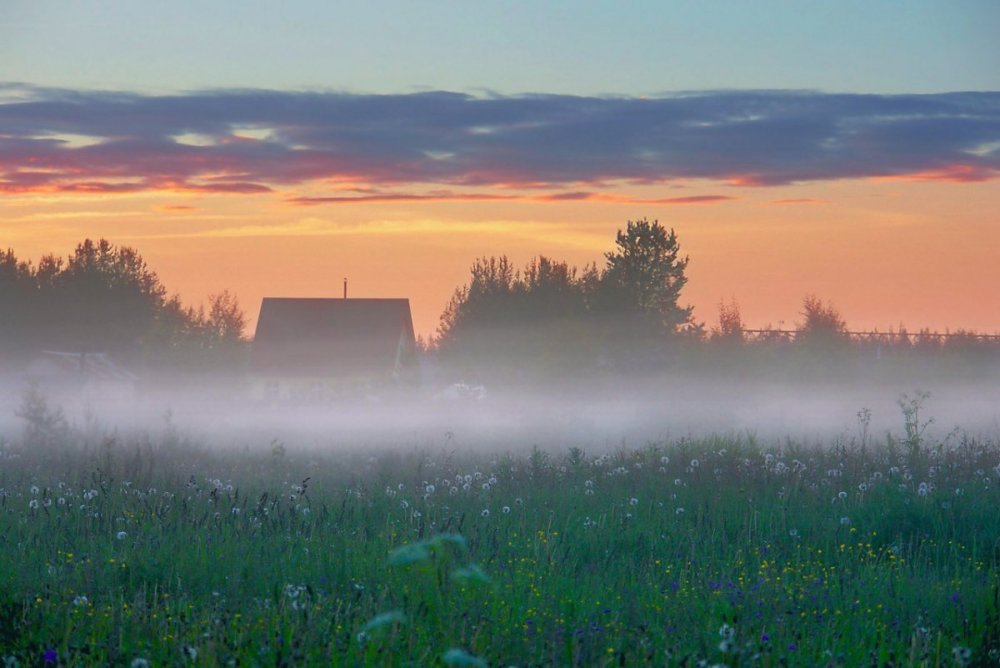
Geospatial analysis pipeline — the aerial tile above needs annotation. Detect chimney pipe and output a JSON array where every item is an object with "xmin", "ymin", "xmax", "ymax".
[{"xmin": 343, "ymin": 277, "xmax": 347, "ymax": 299}]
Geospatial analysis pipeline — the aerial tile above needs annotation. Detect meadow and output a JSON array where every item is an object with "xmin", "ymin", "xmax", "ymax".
[{"xmin": 1, "ymin": 401, "xmax": 999, "ymax": 667}]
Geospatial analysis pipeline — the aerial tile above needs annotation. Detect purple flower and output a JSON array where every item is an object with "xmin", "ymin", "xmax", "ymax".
[
  {"xmin": 787, "ymin": 643, "xmax": 798, "ymax": 651},
  {"xmin": 43, "ymin": 648, "xmax": 58, "ymax": 663},
  {"xmin": 760, "ymin": 633, "xmax": 770, "ymax": 643}
]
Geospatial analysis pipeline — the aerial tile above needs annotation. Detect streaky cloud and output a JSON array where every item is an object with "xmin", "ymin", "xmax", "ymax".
[{"xmin": 1, "ymin": 84, "xmax": 998, "ymax": 196}]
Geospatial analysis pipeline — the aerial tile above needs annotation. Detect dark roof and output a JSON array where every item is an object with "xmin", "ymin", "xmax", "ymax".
[{"xmin": 251, "ymin": 298, "xmax": 416, "ymax": 378}]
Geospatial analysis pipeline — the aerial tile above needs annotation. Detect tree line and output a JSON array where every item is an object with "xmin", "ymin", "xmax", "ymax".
[
  {"xmin": 0, "ymin": 239, "xmax": 246, "ymax": 372},
  {"xmin": 434, "ymin": 219, "xmax": 1000, "ymax": 379},
  {"xmin": 2, "ymin": 223, "xmax": 996, "ymax": 381}
]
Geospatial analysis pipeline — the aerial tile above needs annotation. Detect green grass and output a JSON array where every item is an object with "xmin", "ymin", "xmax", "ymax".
[{"xmin": 1, "ymin": 429, "xmax": 999, "ymax": 666}]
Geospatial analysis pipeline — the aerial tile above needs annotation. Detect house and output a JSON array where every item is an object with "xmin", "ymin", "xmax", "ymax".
[
  {"xmin": 250, "ymin": 297, "xmax": 418, "ymax": 400},
  {"xmin": 22, "ymin": 351, "xmax": 139, "ymax": 400}
]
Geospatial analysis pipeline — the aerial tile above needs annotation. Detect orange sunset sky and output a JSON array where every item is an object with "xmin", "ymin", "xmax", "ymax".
[{"xmin": 3, "ymin": 3, "xmax": 999, "ymax": 338}]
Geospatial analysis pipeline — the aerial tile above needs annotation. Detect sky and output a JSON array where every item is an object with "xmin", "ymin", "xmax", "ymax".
[{"xmin": 2, "ymin": 1, "xmax": 999, "ymax": 337}]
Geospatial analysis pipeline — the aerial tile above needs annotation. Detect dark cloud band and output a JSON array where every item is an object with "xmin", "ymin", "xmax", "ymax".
[{"xmin": 1, "ymin": 84, "xmax": 997, "ymax": 196}]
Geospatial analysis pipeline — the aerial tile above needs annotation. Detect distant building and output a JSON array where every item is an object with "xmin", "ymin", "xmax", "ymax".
[
  {"xmin": 23, "ymin": 351, "xmax": 139, "ymax": 400},
  {"xmin": 250, "ymin": 297, "xmax": 418, "ymax": 400}
]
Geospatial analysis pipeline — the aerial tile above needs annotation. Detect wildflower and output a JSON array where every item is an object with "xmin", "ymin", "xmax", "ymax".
[
  {"xmin": 425, "ymin": 484, "xmax": 435, "ymax": 494},
  {"xmin": 789, "ymin": 529, "xmax": 799, "ymax": 538},
  {"xmin": 42, "ymin": 649, "xmax": 57, "ymax": 664},
  {"xmin": 718, "ymin": 624, "xmax": 736, "ymax": 651},
  {"xmin": 182, "ymin": 645, "xmax": 198, "ymax": 660},
  {"xmin": 30, "ymin": 485, "xmax": 39, "ymax": 495},
  {"xmin": 481, "ymin": 509, "xmax": 490, "ymax": 518},
  {"xmin": 116, "ymin": 531, "xmax": 128, "ymax": 541},
  {"xmin": 690, "ymin": 459, "xmax": 700, "ymax": 468},
  {"xmin": 918, "ymin": 482, "xmax": 930, "ymax": 497},
  {"xmin": 72, "ymin": 595, "xmax": 89, "ymax": 607},
  {"xmin": 502, "ymin": 505, "xmax": 511, "ymax": 514},
  {"xmin": 660, "ymin": 456, "xmax": 670, "ymax": 465},
  {"xmin": 675, "ymin": 507, "xmax": 685, "ymax": 515},
  {"xmin": 629, "ymin": 497, "xmax": 639, "ymax": 506},
  {"xmin": 840, "ymin": 516, "xmax": 851, "ymax": 526},
  {"xmin": 952, "ymin": 645, "xmax": 972, "ymax": 667},
  {"xmin": 28, "ymin": 499, "xmax": 39, "ymax": 510},
  {"xmin": 130, "ymin": 659, "xmax": 150, "ymax": 668},
  {"xmin": 858, "ymin": 482, "xmax": 869, "ymax": 493}
]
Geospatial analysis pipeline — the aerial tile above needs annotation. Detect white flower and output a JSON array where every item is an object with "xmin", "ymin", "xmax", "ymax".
[
  {"xmin": 182, "ymin": 645, "xmax": 198, "ymax": 660},
  {"xmin": 629, "ymin": 497, "xmax": 639, "ymax": 506},
  {"xmin": 116, "ymin": 531, "xmax": 128, "ymax": 540},
  {"xmin": 130, "ymin": 659, "xmax": 150, "ymax": 668},
  {"xmin": 481, "ymin": 509, "xmax": 490, "ymax": 517},
  {"xmin": 73, "ymin": 595, "xmax": 89, "ymax": 607},
  {"xmin": 660, "ymin": 456, "xmax": 669, "ymax": 465},
  {"xmin": 28, "ymin": 499, "xmax": 39, "ymax": 510},
  {"xmin": 425, "ymin": 484, "xmax": 435, "ymax": 494},
  {"xmin": 789, "ymin": 528, "xmax": 799, "ymax": 538},
  {"xmin": 675, "ymin": 507, "xmax": 685, "ymax": 515},
  {"xmin": 30, "ymin": 485, "xmax": 39, "ymax": 495},
  {"xmin": 840, "ymin": 516, "xmax": 851, "ymax": 526},
  {"xmin": 502, "ymin": 505, "xmax": 511, "ymax": 514}
]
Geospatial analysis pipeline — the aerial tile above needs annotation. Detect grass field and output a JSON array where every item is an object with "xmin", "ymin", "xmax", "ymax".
[{"xmin": 1, "ymin": 412, "xmax": 999, "ymax": 666}]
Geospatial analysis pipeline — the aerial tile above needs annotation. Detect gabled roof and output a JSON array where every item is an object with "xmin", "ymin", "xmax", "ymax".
[{"xmin": 251, "ymin": 298, "xmax": 416, "ymax": 378}]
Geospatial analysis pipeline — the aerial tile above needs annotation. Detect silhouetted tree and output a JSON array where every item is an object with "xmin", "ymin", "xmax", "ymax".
[
  {"xmin": 599, "ymin": 218, "xmax": 693, "ymax": 335},
  {"xmin": 207, "ymin": 290, "xmax": 248, "ymax": 343},
  {"xmin": 796, "ymin": 295, "xmax": 847, "ymax": 347},
  {"xmin": 55, "ymin": 239, "xmax": 169, "ymax": 355},
  {"xmin": 712, "ymin": 298, "xmax": 745, "ymax": 343}
]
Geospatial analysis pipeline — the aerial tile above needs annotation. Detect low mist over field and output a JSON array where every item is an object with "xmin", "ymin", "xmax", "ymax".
[{"xmin": 3, "ymin": 372, "xmax": 999, "ymax": 453}]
